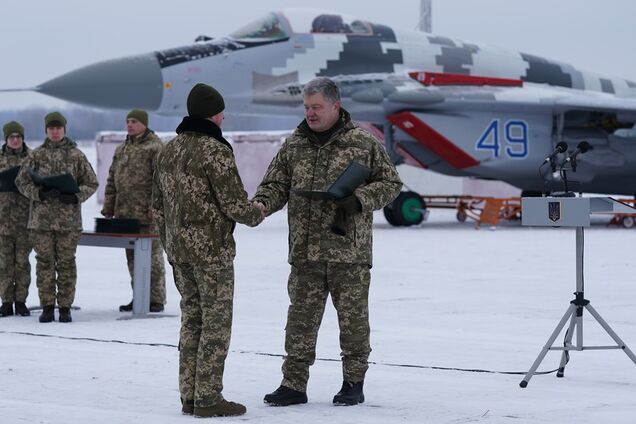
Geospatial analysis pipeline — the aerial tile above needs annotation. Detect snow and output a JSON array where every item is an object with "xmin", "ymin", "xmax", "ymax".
[{"xmin": 1, "ymin": 143, "xmax": 636, "ymax": 423}]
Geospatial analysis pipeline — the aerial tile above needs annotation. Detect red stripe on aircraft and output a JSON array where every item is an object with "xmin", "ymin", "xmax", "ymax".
[
  {"xmin": 388, "ymin": 112, "xmax": 480, "ymax": 170},
  {"xmin": 409, "ymin": 71, "xmax": 523, "ymax": 87}
]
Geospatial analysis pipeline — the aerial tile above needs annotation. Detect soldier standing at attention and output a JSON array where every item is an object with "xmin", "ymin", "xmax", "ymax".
[
  {"xmin": 254, "ymin": 77, "xmax": 402, "ymax": 406},
  {"xmin": 101, "ymin": 109, "xmax": 166, "ymax": 313},
  {"xmin": 0, "ymin": 122, "xmax": 32, "ymax": 317},
  {"xmin": 152, "ymin": 83, "xmax": 263, "ymax": 417},
  {"xmin": 15, "ymin": 112, "xmax": 98, "ymax": 323}
]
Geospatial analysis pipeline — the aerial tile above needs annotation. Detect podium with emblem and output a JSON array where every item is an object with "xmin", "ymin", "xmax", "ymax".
[{"xmin": 519, "ymin": 196, "xmax": 636, "ymax": 387}]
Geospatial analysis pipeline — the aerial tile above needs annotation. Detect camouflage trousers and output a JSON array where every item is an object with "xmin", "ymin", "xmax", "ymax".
[
  {"xmin": 0, "ymin": 234, "xmax": 32, "ymax": 303},
  {"xmin": 173, "ymin": 262, "xmax": 234, "ymax": 407},
  {"xmin": 281, "ymin": 261, "xmax": 371, "ymax": 392},
  {"xmin": 125, "ymin": 239, "xmax": 166, "ymax": 304},
  {"xmin": 30, "ymin": 230, "xmax": 81, "ymax": 308}
]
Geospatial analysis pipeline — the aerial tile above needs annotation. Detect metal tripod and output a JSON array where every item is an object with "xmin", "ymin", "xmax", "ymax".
[{"xmin": 520, "ymin": 225, "xmax": 636, "ymax": 388}]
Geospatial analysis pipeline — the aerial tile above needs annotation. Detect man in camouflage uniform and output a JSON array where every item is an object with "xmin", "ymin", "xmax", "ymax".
[
  {"xmin": 152, "ymin": 83, "xmax": 263, "ymax": 417},
  {"xmin": 255, "ymin": 77, "xmax": 402, "ymax": 406},
  {"xmin": 0, "ymin": 121, "xmax": 32, "ymax": 317},
  {"xmin": 16, "ymin": 112, "xmax": 98, "ymax": 323},
  {"xmin": 101, "ymin": 109, "xmax": 166, "ymax": 313}
]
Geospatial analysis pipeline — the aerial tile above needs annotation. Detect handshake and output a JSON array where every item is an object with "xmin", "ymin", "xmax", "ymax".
[
  {"xmin": 248, "ymin": 194, "xmax": 361, "ymax": 235},
  {"xmin": 252, "ymin": 201, "xmax": 268, "ymax": 222},
  {"xmin": 39, "ymin": 188, "xmax": 79, "ymax": 205}
]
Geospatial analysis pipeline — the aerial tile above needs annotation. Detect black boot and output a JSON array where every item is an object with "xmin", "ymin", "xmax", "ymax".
[
  {"xmin": 58, "ymin": 307, "xmax": 72, "ymax": 323},
  {"xmin": 150, "ymin": 303, "xmax": 164, "ymax": 313},
  {"xmin": 14, "ymin": 302, "xmax": 30, "ymax": 316},
  {"xmin": 263, "ymin": 385, "xmax": 308, "ymax": 406},
  {"xmin": 119, "ymin": 300, "xmax": 133, "ymax": 312},
  {"xmin": 39, "ymin": 305, "xmax": 55, "ymax": 323},
  {"xmin": 333, "ymin": 381, "xmax": 364, "ymax": 405},
  {"xmin": 0, "ymin": 302, "xmax": 13, "ymax": 317},
  {"xmin": 181, "ymin": 399, "xmax": 194, "ymax": 415}
]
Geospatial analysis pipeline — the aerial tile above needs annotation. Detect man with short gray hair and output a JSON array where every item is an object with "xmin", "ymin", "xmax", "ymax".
[{"xmin": 254, "ymin": 76, "xmax": 402, "ymax": 406}]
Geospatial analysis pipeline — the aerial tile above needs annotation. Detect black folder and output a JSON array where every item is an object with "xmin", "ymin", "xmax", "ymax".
[
  {"xmin": 95, "ymin": 218, "xmax": 143, "ymax": 234},
  {"xmin": 27, "ymin": 168, "xmax": 80, "ymax": 194},
  {"xmin": 0, "ymin": 166, "xmax": 21, "ymax": 192},
  {"xmin": 294, "ymin": 161, "xmax": 371, "ymax": 200}
]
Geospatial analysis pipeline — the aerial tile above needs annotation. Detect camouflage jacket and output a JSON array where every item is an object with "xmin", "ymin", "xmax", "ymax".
[
  {"xmin": 101, "ymin": 130, "xmax": 163, "ymax": 225},
  {"xmin": 152, "ymin": 117, "xmax": 262, "ymax": 268},
  {"xmin": 253, "ymin": 109, "xmax": 402, "ymax": 265},
  {"xmin": 15, "ymin": 137, "xmax": 98, "ymax": 231},
  {"xmin": 0, "ymin": 144, "xmax": 30, "ymax": 235}
]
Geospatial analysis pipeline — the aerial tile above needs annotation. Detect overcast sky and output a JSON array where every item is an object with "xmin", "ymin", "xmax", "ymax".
[{"xmin": 0, "ymin": 0, "xmax": 634, "ymax": 110}]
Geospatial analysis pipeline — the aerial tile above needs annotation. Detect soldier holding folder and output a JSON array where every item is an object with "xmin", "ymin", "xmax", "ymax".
[
  {"xmin": 0, "ymin": 121, "xmax": 32, "ymax": 317},
  {"xmin": 254, "ymin": 77, "xmax": 402, "ymax": 407},
  {"xmin": 15, "ymin": 112, "xmax": 98, "ymax": 323}
]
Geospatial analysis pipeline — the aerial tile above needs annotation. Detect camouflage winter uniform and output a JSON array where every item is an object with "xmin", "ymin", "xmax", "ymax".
[
  {"xmin": 15, "ymin": 137, "xmax": 98, "ymax": 308},
  {"xmin": 152, "ymin": 116, "xmax": 262, "ymax": 407},
  {"xmin": 101, "ymin": 130, "xmax": 166, "ymax": 304},
  {"xmin": 0, "ymin": 145, "xmax": 32, "ymax": 303},
  {"xmin": 253, "ymin": 109, "xmax": 402, "ymax": 391}
]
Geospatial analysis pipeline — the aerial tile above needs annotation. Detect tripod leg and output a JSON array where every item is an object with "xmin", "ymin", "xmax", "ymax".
[
  {"xmin": 585, "ymin": 304, "xmax": 636, "ymax": 365},
  {"xmin": 520, "ymin": 304, "xmax": 576, "ymax": 388},
  {"xmin": 557, "ymin": 312, "xmax": 577, "ymax": 378}
]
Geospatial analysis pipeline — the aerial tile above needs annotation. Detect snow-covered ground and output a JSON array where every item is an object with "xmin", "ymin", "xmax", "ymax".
[{"xmin": 1, "ymin": 143, "xmax": 636, "ymax": 423}]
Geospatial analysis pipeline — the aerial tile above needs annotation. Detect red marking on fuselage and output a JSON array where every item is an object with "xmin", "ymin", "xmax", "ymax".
[
  {"xmin": 388, "ymin": 112, "xmax": 480, "ymax": 169},
  {"xmin": 409, "ymin": 71, "xmax": 523, "ymax": 87}
]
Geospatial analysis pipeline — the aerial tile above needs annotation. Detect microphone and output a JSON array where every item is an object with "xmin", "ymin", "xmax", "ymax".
[
  {"xmin": 566, "ymin": 141, "xmax": 592, "ymax": 171},
  {"xmin": 544, "ymin": 141, "xmax": 568, "ymax": 163}
]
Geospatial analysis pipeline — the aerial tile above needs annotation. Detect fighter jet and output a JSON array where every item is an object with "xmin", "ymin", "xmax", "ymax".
[{"xmin": 24, "ymin": 9, "xmax": 636, "ymax": 221}]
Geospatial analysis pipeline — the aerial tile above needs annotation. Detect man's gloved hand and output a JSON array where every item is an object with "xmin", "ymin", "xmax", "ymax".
[
  {"xmin": 59, "ymin": 193, "xmax": 79, "ymax": 205},
  {"xmin": 335, "ymin": 195, "xmax": 362, "ymax": 215},
  {"xmin": 331, "ymin": 195, "xmax": 361, "ymax": 236},
  {"xmin": 39, "ymin": 188, "xmax": 60, "ymax": 201}
]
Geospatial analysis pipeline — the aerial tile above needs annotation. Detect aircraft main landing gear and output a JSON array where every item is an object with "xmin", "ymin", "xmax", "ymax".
[{"xmin": 383, "ymin": 191, "xmax": 426, "ymax": 226}]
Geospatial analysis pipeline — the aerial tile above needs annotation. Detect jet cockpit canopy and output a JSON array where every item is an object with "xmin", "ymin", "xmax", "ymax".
[
  {"xmin": 229, "ymin": 12, "xmax": 289, "ymax": 41},
  {"xmin": 229, "ymin": 10, "xmax": 374, "ymax": 41},
  {"xmin": 280, "ymin": 9, "xmax": 373, "ymax": 35}
]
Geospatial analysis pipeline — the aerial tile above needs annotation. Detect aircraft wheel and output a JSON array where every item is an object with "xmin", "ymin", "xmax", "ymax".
[
  {"xmin": 383, "ymin": 205, "xmax": 402, "ymax": 227},
  {"xmin": 456, "ymin": 210, "xmax": 467, "ymax": 222},
  {"xmin": 622, "ymin": 216, "xmax": 635, "ymax": 229},
  {"xmin": 393, "ymin": 191, "xmax": 426, "ymax": 226}
]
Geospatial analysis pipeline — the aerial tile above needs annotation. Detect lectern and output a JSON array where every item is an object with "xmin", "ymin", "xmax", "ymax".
[{"xmin": 519, "ymin": 196, "xmax": 636, "ymax": 387}]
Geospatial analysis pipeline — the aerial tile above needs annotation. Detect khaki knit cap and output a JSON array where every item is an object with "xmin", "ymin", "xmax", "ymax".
[
  {"xmin": 3, "ymin": 121, "xmax": 24, "ymax": 141},
  {"xmin": 127, "ymin": 109, "xmax": 149, "ymax": 127},
  {"xmin": 44, "ymin": 111, "xmax": 67, "ymax": 128}
]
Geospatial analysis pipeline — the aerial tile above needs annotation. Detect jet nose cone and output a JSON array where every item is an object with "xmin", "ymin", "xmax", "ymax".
[{"xmin": 37, "ymin": 53, "xmax": 163, "ymax": 110}]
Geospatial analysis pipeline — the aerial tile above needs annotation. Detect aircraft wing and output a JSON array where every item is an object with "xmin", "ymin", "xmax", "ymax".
[
  {"xmin": 258, "ymin": 71, "xmax": 636, "ymax": 116},
  {"xmin": 344, "ymin": 72, "xmax": 636, "ymax": 194}
]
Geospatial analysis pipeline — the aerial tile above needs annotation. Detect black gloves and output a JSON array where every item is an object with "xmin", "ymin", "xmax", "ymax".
[
  {"xmin": 332, "ymin": 195, "xmax": 362, "ymax": 236},
  {"xmin": 59, "ymin": 193, "xmax": 79, "ymax": 205},
  {"xmin": 335, "ymin": 195, "xmax": 362, "ymax": 215},
  {"xmin": 39, "ymin": 188, "xmax": 60, "ymax": 201},
  {"xmin": 38, "ymin": 188, "xmax": 78, "ymax": 204}
]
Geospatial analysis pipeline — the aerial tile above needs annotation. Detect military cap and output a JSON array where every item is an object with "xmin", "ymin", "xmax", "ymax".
[
  {"xmin": 187, "ymin": 83, "xmax": 225, "ymax": 118},
  {"xmin": 44, "ymin": 111, "xmax": 67, "ymax": 128},
  {"xmin": 127, "ymin": 109, "xmax": 148, "ymax": 127},
  {"xmin": 3, "ymin": 121, "xmax": 24, "ymax": 141}
]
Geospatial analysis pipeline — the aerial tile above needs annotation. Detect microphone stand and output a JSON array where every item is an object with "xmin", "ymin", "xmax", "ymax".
[{"xmin": 520, "ymin": 157, "xmax": 636, "ymax": 387}]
